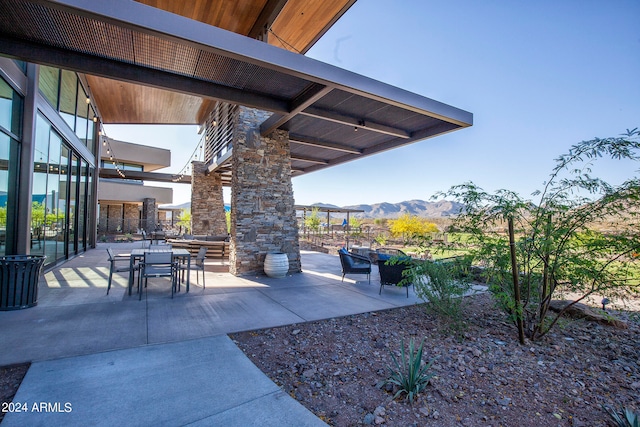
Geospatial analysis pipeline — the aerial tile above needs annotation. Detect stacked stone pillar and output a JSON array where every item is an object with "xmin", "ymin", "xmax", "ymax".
[
  {"xmin": 123, "ymin": 203, "xmax": 139, "ymax": 233},
  {"xmin": 190, "ymin": 161, "xmax": 227, "ymax": 235},
  {"xmin": 229, "ymin": 107, "xmax": 301, "ymax": 276},
  {"xmin": 142, "ymin": 197, "xmax": 157, "ymax": 232}
]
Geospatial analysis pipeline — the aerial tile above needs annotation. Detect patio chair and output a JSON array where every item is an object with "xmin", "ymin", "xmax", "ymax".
[
  {"xmin": 378, "ymin": 259, "xmax": 413, "ymax": 297},
  {"xmin": 338, "ymin": 248, "xmax": 371, "ymax": 283},
  {"xmin": 148, "ymin": 244, "xmax": 172, "ymax": 251},
  {"xmin": 138, "ymin": 251, "xmax": 178, "ymax": 299},
  {"xmin": 179, "ymin": 246, "xmax": 207, "ymax": 288},
  {"xmin": 107, "ymin": 247, "xmax": 137, "ymax": 295},
  {"xmin": 140, "ymin": 230, "xmax": 152, "ymax": 248},
  {"xmin": 374, "ymin": 247, "xmax": 409, "ymax": 264}
]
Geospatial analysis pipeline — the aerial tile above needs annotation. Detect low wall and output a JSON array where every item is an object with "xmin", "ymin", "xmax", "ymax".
[{"xmin": 167, "ymin": 239, "xmax": 229, "ymax": 260}]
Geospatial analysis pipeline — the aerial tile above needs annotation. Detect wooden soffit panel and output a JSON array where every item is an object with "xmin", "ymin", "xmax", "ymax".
[
  {"xmin": 86, "ymin": 76, "xmax": 204, "ymax": 124},
  {"xmin": 135, "ymin": 0, "xmax": 270, "ymax": 35}
]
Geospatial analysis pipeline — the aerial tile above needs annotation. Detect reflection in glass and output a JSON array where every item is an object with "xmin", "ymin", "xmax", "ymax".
[
  {"xmin": 68, "ymin": 154, "xmax": 78, "ymax": 256},
  {"xmin": 0, "ymin": 77, "xmax": 22, "ymax": 136},
  {"xmin": 59, "ymin": 70, "xmax": 77, "ymax": 131},
  {"xmin": 78, "ymin": 160, "xmax": 87, "ymax": 251},
  {"xmin": 76, "ymin": 84, "xmax": 88, "ymax": 142},
  {"xmin": 0, "ymin": 133, "xmax": 10, "ymax": 256},
  {"xmin": 38, "ymin": 65, "xmax": 60, "ymax": 110},
  {"xmin": 58, "ymin": 145, "xmax": 69, "ymax": 263}
]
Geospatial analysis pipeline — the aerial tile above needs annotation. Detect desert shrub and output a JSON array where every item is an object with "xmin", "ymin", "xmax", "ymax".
[
  {"xmin": 377, "ymin": 338, "xmax": 436, "ymax": 403},
  {"xmin": 439, "ymin": 128, "xmax": 640, "ymax": 342},
  {"xmin": 408, "ymin": 256, "xmax": 472, "ymax": 335}
]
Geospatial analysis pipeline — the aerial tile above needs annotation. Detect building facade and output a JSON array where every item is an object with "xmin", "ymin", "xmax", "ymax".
[
  {"xmin": 0, "ymin": 57, "xmax": 99, "ymax": 269},
  {"xmin": 97, "ymin": 137, "xmax": 173, "ymax": 235}
]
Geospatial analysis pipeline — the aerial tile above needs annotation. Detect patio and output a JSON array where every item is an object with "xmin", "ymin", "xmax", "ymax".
[
  {"xmin": 0, "ymin": 242, "xmax": 436, "ymax": 367},
  {"xmin": 0, "ymin": 242, "xmax": 448, "ymax": 426}
]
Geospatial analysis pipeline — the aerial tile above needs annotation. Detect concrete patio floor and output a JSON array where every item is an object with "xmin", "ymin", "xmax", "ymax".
[{"xmin": 1, "ymin": 242, "xmax": 476, "ymax": 426}]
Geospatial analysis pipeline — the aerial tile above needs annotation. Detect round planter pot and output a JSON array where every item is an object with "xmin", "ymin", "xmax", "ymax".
[{"xmin": 264, "ymin": 252, "xmax": 289, "ymax": 278}]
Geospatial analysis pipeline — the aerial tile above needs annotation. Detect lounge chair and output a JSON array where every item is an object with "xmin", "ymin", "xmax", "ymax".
[{"xmin": 338, "ymin": 248, "xmax": 371, "ymax": 283}]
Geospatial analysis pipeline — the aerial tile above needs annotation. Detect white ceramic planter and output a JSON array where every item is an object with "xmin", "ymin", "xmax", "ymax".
[{"xmin": 264, "ymin": 252, "xmax": 289, "ymax": 278}]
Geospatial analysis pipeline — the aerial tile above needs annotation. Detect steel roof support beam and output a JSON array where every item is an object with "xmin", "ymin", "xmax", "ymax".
[
  {"xmin": 289, "ymin": 136, "xmax": 362, "ymax": 154},
  {"xmin": 290, "ymin": 154, "xmax": 329, "ymax": 165},
  {"xmin": 0, "ymin": 35, "xmax": 290, "ymax": 115},
  {"xmin": 300, "ymin": 106, "xmax": 410, "ymax": 139},
  {"xmin": 260, "ymin": 83, "xmax": 333, "ymax": 136},
  {"xmin": 248, "ymin": 0, "xmax": 289, "ymax": 39}
]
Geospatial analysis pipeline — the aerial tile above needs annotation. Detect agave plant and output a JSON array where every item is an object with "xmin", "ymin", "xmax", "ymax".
[
  {"xmin": 604, "ymin": 405, "xmax": 640, "ymax": 427},
  {"xmin": 377, "ymin": 338, "xmax": 436, "ymax": 403}
]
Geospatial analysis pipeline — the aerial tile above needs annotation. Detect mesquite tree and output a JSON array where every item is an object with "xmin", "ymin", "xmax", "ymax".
[{"xmin": 440, "ymin": 129, "xmax": 640, "ymax": 342}]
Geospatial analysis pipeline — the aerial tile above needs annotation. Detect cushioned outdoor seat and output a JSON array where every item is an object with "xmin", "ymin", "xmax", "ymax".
[
  {"xmin": 374, "ymin": 247, "xmax": 409, "ymax": 264},
  {"xmin": 338, "ymin": 248, "xmax": 371, "ymax": 283},
  {"xmin": 378, "ymin": 259, "xmax": 413, "ymax": 297}
]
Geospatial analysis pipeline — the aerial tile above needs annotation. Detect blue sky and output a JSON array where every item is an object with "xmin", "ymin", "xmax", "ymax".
[{"xmin": 105, "ymin": 0, "xmax": 640, "ymax": 207}]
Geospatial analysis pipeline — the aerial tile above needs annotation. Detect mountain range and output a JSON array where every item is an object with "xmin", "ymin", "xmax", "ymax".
[
  {"xmin": 162, "ymin": 199, "xmax": 465, "ymax": 219},
  {"xmin": 313, "ymin": 199, "xmax": 465, "ymax": 219}
]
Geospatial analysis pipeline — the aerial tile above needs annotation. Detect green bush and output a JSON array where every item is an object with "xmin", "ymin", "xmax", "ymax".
[{"xmin": 408, "ymin": 257, "xmax": 472, "ymax": 335}]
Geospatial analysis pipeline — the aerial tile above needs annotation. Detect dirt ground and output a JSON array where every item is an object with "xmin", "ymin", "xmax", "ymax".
[{"xmin": 232, "ymin": 292, "xmax": 640, "ymax": 426}]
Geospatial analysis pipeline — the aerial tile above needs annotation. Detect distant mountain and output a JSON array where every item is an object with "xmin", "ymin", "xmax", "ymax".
[
  {"xmin": 343, "ymin": 199, "xmax": 465, "ymax": 219},
  {"xmin": 162, "ymin": 200, "xmax": 463, "ymax": 218}
]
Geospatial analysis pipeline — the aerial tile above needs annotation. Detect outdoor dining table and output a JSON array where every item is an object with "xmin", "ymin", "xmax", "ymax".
[{"xmin": 128, "ymin": 248, "xmax": 191, "ymax": 296}]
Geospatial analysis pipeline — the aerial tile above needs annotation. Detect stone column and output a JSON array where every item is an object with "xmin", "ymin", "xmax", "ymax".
[
  {"xmin": 106, "ymin": 204, "xmax": 123, "ymax": 233},
  {"xmin": 142, "ymin": 198, "xmax": 157, "ymax": 232},
  {"xmin": 122, "ymin": 203, "xmax": 140, "ymax": 233},
  {"xmin": 229, "ymin": 107, "xmax": 301, "ymax": 276},
  {"xmin": 191, "ymin": 161, "xmax": 227, "ymax": 235}
]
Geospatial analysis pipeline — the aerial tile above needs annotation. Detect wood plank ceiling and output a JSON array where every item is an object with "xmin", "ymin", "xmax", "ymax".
[{"xmin": 87, "ymin": 0, "xmax": 356, "ymax": 124}]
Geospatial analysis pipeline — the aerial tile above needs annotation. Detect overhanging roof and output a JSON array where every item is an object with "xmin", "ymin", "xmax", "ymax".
[{"xmin": 0, "ymin": 0, "xmax": 473, "ymax": 178}]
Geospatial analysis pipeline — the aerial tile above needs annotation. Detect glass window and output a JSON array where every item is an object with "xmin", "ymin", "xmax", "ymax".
[
  {"xmin": 31, "ymin": 116, "xmax": 50, "ymax": 257},
  {"xmin": 48, "ymin": 133, "xmax": 63, "ymax": 264},
  {"xmin": 68, "ymin": 154, "xmax": 78, "ymax": 256},
  {"xmin": 0, "ymin": 133, "xmax": 11, "ymax": 256},
  {"xmin": 58, "ymin": 145, "xmax": 69, "ymax": 262},
  {"xmin": 38, "ymin": 66, "xmax": 60, "ymax": 110},
  {"xmin": 75, "ymin": 83, "xmax": 89, "ymax": 142},
  {"xmin": 87, "ymin": 106, "xmax": 97, "ymax": 154},
  {"xmin": 77, "ymin": 159, "xmax": 87, "ymax": 250},
  {"xmin": 59, "ymin": 70, "xmax": 77, "ymax": 131},
  {"xmin": 0, "ymin": 77, "xmax": 22, "ymax": 136}
]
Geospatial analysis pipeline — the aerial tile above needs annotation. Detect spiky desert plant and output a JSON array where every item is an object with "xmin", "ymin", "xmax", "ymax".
[{"xmin": 378, "ymin": 338, "xmax": 436, "ymax": 403}]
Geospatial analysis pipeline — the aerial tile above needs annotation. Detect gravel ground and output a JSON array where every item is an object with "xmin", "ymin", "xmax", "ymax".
[{"xmin": 232, "ymin": 293, "xmax": 640, "ymax": 427}]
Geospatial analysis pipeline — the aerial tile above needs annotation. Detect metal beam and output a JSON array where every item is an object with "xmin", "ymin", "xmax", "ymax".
[
  {"xmin": 260, "ymin": 84, "xmax": 333, "ymax": 136},
  {"xmin": 300, "ymin": 106, "xmax": 411, "ymax": 138},
  {"xmin": 0, "ymin": 36, "xmax": 290, "ymax": 116},
  {"xmin": 290, "ymin": 154, "xmax": 329, "ymax": 165},
  {"xmin": 248, "ymin": 0, "xmax": 288, "ymax": 39},
  {"xmin": 3, "ymin": 0, "xmax": 472, "ymax": 128},
  {"xmin": 206, "ymin": 150, "xmax": 233, "ymax": 174},
  {"xmin": 289, "ymin": 136, "xmax": 362, "ymax": 155}
]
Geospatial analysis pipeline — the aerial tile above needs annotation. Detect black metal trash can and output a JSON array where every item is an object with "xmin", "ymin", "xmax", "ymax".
[{"xmin": 0, "ymin": 255, "xmax": 46, "ymax": 310}]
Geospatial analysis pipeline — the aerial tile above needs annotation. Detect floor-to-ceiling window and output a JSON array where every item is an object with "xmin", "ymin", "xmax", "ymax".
[
  {"xmin": 0, "ymin": 76, "xmax": 21, "ymax": 256},
  {"xmin": 33, "ymin": 63, "xmax": 96, "ymax": 267},
  {"xmin": 67, "ymin": 153, "xmax": 78, "ymax": 256},
  {"xmin": 78, "ymin": 159, "xmax": 87, "ymax": 251},
  {"xmin": 32, "ymin": 116, "xmax": 94, "ymax": 266}
]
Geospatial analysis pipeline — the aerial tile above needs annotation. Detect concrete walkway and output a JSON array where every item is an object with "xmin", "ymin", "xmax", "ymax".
[{"xmin": 1, "ymin": 242, "xmax": 473, "ymax": 426}]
